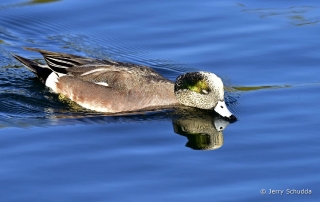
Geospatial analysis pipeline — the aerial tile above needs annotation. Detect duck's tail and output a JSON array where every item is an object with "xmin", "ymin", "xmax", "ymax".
[{"xmin": 12, "ymin": 54, "xmax": 52, "ymax": 84}]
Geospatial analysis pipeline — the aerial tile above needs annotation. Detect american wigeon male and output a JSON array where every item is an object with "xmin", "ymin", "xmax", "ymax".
[{"xmin": 12, "ymin": 47, "xmax": 236, "ymax": 121}]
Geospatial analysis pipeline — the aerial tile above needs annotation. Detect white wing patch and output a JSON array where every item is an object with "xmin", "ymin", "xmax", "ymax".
[
  {"xmin": 94, "ymin": 82, "xmax": 109, "ymax": 87},
  {"xmin": 81, "ymin": 68, "xmax": 106, "ymax": 76}
]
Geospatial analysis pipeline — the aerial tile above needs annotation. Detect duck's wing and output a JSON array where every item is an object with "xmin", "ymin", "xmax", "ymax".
[
  {"xmin": 53, "ymin": 65, "xmax": 176, "ymax": 113},
  {"xmin": 24, "ymin": 47, "xmax": 171, "ymax": 90},
  {"xmin": 24, "ymin": 47, "xmax": 118, "ymax": 74},
  {"xmin": 68, "ymin": 64, "xmax": 172, "ymax": 91}
]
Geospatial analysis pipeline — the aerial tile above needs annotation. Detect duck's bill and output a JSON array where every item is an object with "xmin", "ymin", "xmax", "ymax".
[{"xmin": 214, "ymin": 100, "xmax": 237, "ymax": 122}]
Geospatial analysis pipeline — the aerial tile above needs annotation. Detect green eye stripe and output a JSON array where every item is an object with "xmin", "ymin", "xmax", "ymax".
[{"xmin": 185, "ymin": 80, "xmax": 209, "ymax": 93}]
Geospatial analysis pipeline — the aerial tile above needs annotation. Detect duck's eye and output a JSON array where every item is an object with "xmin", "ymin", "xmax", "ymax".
[{"xmin": 220, "ymin": 105, "xmax": 224, "ymax": 109}]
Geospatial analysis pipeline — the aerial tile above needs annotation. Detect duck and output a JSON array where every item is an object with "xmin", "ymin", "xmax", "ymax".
[{"xmin": 12, "ymin": 47, "xmax": 236, "ymax": 121}]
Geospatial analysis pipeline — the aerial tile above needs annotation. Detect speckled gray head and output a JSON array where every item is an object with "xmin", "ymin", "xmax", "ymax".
[{"xmin": 174, "ymin": 71, "xmax": 236, "ymax": 121}]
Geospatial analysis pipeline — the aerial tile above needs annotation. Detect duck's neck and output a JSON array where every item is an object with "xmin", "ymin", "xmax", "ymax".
[{"xmin": 142, "ymin": 81, "xmax": 180, "ymax": 107}]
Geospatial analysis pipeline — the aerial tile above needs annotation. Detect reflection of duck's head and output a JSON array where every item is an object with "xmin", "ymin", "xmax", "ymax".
[
  {"xmin": 174, "ymin": 72, "xmax": 236, "ymax": 121},
  {"xmin": 173, "ymin": 109, "xmax": 230, "ymax": 150}
]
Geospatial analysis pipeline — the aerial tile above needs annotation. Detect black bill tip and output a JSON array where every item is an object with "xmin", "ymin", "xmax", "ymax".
[{"xmin": 226, "ymin": 114, "xmax": 237, "ymax": 123}]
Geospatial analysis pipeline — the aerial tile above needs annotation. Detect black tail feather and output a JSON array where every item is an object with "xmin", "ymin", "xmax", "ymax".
[
  {"xmin": 23, "ymin": 47, "xmax": 83, "ymax": 74},
  {"xmin": 12, "ymin": 54, "xmax": 52, "ymax": 84}
]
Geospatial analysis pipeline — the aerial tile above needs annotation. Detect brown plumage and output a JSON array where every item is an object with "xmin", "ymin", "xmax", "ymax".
[
  {"xmin": 13, "ymin": 47, "xmax": 180, "ymax": 113},
  {"xmin": 12, "ymin": 47, "xmax": 236, "ymax": 121}
]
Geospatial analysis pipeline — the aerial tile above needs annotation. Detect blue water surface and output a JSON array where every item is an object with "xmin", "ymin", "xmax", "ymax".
[{"xmin": 1, "ymin": 0, "xmax": 320, "ymax": 201}]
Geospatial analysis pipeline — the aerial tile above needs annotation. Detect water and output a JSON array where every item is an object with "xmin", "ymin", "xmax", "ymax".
[{"xmin": 1, "ymin": 0, "xmax": 320, "ymax": 201}]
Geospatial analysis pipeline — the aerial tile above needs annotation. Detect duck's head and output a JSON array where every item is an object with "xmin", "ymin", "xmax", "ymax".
[{"xmin": 174, "ymin": 71, "xmax": 237, "ymax": 122}]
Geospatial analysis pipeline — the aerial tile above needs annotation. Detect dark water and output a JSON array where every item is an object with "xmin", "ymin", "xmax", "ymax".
[{"xmin": 1, "ymin": 0, "xmax": 320, "ymax": 201}]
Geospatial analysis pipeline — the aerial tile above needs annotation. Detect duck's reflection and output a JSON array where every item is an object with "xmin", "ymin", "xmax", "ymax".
[
  {"xmin": 172, "ymin": 108, "xmax": 230, "ymax": 150},
  {"xmin": 1, "ymin": 104, "xmax": 235, "ymax": 151}
]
